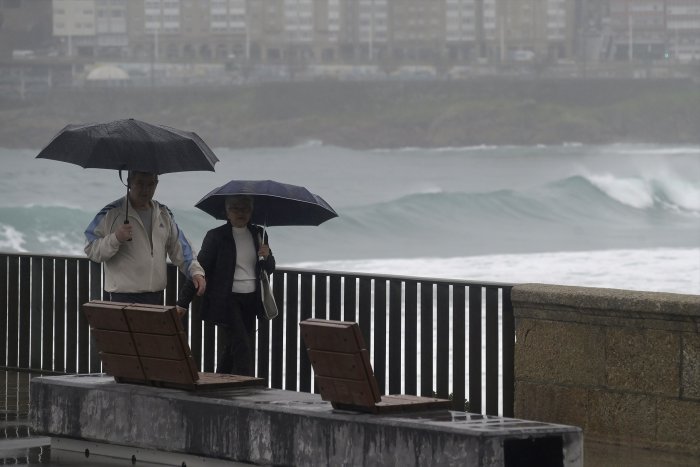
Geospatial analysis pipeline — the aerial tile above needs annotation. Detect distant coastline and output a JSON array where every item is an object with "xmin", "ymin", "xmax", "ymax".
[{"xmin": 1, "ymin": 78, "xmax": 699, "ymax": 150}]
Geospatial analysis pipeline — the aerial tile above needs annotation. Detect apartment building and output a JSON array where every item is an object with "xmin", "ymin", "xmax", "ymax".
[
  {"xmin": 53, "ymin": 0, "xmax": 97, "ymax": 56},
  {"xmin": 0, "ymin": 0, "xmax": 52, "ymax": 59},
  {"xmin": 481, "ymin": 0, "xmax": 574, "ymax": 62},
  {"xmin": 608, "ymin": 0, "xmax": 700, "ymax": 62},
  {"xmin": 666, "ymin": 0, "xmax": 700, "ymax": 62},
  {"xmin": 610, "ymin": 0, "xmax": 666, "ymax": 60},
  {"xmin": 94, "ymin": 0, "xmax": 128, "ymax": 58},
  {"xmin": 445, "ymin": 0, "xmax": 479, "ymax": 61}
]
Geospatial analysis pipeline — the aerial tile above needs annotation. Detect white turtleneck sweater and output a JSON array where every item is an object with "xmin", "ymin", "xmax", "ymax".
[{"xmin": 232, "ymin": 225, "xmax": 257, "ymax": 293}]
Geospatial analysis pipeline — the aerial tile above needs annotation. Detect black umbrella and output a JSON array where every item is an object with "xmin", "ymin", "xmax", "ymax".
[
  {"xmin": 36, "ymin": 118, "xmax": 219, "ymax": 222},
  {"xmin": 195, "ymin": 179, "xmax": 338, "ymax": 227},
  {"xmin": 36, "ymin": 118, "xmax": 218, "ymax": 174}
]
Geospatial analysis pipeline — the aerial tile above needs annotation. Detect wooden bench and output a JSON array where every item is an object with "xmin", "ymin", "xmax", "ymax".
[
  {"xmin": 299, "ymin": 318, "xmax": 452, "ymax": 414},
  {"xmin": 83, "ymin": 300, "xmax": 265, "ymax": 391}
]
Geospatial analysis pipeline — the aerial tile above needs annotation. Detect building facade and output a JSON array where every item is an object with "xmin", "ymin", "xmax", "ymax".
[
  {"xmin": 609, "ymin": 0, "xmax": 700, "ymax": 62},
  {"xmin": 3, "ymin": 0, "xmax": 698, "ymax": 68},
  {"xmin": 0, "ymin": 0, "xmax": 53, "ymax": 59}
]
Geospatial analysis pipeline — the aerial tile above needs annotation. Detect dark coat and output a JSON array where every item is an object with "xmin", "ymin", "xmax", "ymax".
[{"xmin": 177, "ymin": 222, "xmax": 275, "ymax": 325}]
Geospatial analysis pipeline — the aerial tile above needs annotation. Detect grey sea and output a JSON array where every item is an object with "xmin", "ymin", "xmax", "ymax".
[{"xmin": 1, "ymin": 142, "xmax": 698, "ymax": 294}]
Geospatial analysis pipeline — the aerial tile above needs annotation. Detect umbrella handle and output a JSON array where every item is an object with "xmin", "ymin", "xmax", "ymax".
[
  {"xmin": 124, "ymin": 179, "xmax": 132, "ymax": 240},
  {"xmin": 258, "ymin": 229, "xmax": 268, "ymax": 262}
]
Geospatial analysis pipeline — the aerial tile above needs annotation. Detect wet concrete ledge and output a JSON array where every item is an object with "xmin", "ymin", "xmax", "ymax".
[{"xmin": 30, "ymin": 374, "xmax": 582, "ymax": 467}]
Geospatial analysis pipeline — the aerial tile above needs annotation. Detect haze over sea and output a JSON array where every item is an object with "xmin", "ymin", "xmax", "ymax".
[{"xmin": 1, "ymin": 143, "xmax": 698, "ymax": 295}]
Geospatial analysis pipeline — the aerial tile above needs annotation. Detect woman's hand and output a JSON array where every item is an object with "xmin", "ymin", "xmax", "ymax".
[{"xmin": 258, "ymin": 244, "xmax": 271, "ymax": 259}]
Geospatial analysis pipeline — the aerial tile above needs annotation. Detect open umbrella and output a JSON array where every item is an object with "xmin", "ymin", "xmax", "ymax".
[
  {"xmin": 194, "ymin": 179, "xmax": 338, "ymax": 226},
  {"xmin": 36, "ymin": 118, "xmax": 218, "ymax": 174},
  {"xmin": 36, "ymin": 118, "xmax": 219, "ymax": 221}
]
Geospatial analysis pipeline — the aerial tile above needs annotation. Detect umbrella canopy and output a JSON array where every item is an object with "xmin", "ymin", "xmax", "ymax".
[
  {"xmin": 195, "ymin": 179, "xmax": 338, "ymax": 226},
  {"xmin": 36, "ymin": 118, "xmax": 218, "ymax": 174}
]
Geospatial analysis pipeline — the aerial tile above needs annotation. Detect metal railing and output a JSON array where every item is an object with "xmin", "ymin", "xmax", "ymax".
[{"xmin": 0, "ymin": 252, "xmax": 515, "ymax": 416}]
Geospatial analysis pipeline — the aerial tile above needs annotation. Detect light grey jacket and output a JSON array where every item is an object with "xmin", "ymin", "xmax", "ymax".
[{"xmin": 84, "ymin": 196, "xmax": 204, "ymax": 293}]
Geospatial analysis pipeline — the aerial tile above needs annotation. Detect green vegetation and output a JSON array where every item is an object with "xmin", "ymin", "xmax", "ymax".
[{"xmin": 1, "ymin": 78, "xmax": 698, "ymax": 149}]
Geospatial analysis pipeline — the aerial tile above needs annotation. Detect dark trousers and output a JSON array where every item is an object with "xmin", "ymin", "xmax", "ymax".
[
  {"xmin": 216, "ymin": 292, "xmax": 257, "ymax": 376},
  {"xmin": 109, "ymin": 291, "xmax": 163, "ymax": 305}
]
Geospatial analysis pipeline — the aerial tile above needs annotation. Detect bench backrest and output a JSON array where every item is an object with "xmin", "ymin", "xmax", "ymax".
[
  {"xmin": 83, "ymin": 300, "xmax": 199, "ymax": 387},
  {"xmin": 299, "ymin": 318, "xmax": 381, "ymax": 409}
]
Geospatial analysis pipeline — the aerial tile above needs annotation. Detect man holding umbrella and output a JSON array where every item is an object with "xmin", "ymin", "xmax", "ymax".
[{"xmin": 85, "ymin": 171, "xmax": 206, "ymax": 308}]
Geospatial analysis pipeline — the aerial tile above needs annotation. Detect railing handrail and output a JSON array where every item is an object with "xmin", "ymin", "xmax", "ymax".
[
  {"xmin": 277, "ymin": 266, "xmax": 516, "ymax": 287},
  {"xmin": 0, "ymin": 251, "xmax": 516, "ymax": 416}
]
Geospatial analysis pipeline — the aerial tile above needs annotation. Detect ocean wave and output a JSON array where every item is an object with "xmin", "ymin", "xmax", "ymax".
[
  {"xmin": 343, "ymin": 174, "xmax": 699, "ymax": 224},
  {"xmin": 586, "ymin": 174, "xmax": 655, "ymax": 209},
  {"xmin": 1, "ymin": 173, "xmax": 697, "ymax": 260},
  {"xmin": 370, "ymin": 144, "xmax": 515, "ymax": 153},
  {"xmin": 0, "ymin": 224, "xmax": 27, "ymax": 252},
  {"xmin": 286, "ymin": 247, "xmax": 700, "ymax": 295},
  {"xmin": 603, "ymin": 143, "xmax": 700, "ymax": 157},
  {"xmin": 37, "ymin": 232, "xmax": 85, "ymax": 256},
  {"xmin": 583, "ymin": 173, "xmax": 700, "ymax": 214}
]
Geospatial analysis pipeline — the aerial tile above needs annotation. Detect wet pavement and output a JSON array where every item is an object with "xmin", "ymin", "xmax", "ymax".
[{"xmin": 0, "ymin": 371, "xmax": 50, "ymax": 465}]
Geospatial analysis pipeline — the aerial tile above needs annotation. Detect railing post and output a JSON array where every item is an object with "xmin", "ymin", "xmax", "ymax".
[
  {"xmin": 19, "ymin": 256, "xmax": 30, "ymax": 369},
  {"xmin": 313, "ymin": 274, "xmax": 327, "ymax": 320},
  {"xmin": 270, "ymin": 272, "xmax": 284, "ymax": 389},
  {"xmin": 420, "ymin": 281, "xmax": 434, "ymax": 397},
  {"xmin": 42, "ymin": 257, "xmax": 55, "ymax": 372},
  {"xmin": 0, "ymin": 254, "xmax": 7, "ymax": 367},
  {"xmin": 485, "ymin": 286, "xmax": 499, "ymax": 415},
  {"xmin": 65, "ymin": 258, "xmax": 78, "ymax": 373},
  {"xmin": 436, "ymin": 283, "xmax": 450, "ymax": 399},
  {"xmin": 30, "ymin": 257, "xmax": 42, "ymax": 370},
  {"xmin": 77, "ymin": 260, "xmax": 90, "ymax": 373},
  {"xmin": 343, "ymin": 276, "xmax": 357, "ymax": 322},
  {"xmin": 373, "ymin": 278, "xmax": 387, "ymax": 394},
  {"xmin": 388, "ymin": 279, "xmax": 402, "ymax": 395},
  {"xmin": 468, "ymin": 285, "xmax": 482, "ymax": 413},
  {"xmin": 89, "ymin": 260, "xmax": 102, "ymax": 372},
  {"xmin": 452, "ymin": 284, "xmax": 466, "ymax": 412},
  {"xmin": 285, "ymin": 271, "xmax": 299, "ymax": 391},
  {"xmin": 358, "ymin": 277, "xmax": 372, "ymax": 354},
  {"xmin": 502, "ymin": 287, "xmax": 515, "ymax": 417},
  {"xmin": 54, "ymin": 258, "xmax": 66, "ymax": 373},
  {"xmin": 404, "ymin": 280, "xmax": 418, "ymax": 395},
  {"xmin": 328, "ymin": 275, "xmax": 341, "ymax": 321},
  {"xmin": 299, "ymin": 274, "xmax": 313, "ymax": 392}
]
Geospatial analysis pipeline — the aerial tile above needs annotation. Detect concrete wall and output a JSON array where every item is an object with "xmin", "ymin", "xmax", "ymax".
[
  {"xmin": 511, "ymin": 284, "xmax": 700, "ymax": 456},
  {"xmin": 31, "ymin": 375, "xmax": 583, "ymax": 467}
]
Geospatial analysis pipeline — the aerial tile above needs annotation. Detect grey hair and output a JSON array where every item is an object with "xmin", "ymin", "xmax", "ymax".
[
  {"xmin": 224, "ymin": 195, "xmax": 254, "ymax": 209},
  {"xmin": 127, "ymin": 171, "xmax": 158, "ymax": 183}
]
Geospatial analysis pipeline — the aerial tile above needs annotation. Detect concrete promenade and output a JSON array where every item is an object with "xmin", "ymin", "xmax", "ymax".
[{"xmin": 30, "ymin": 374, "xmax": 582, "ymax": 466}]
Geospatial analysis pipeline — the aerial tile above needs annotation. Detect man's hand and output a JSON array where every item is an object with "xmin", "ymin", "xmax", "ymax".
[
  {"xmin": 115, "ymin": 223, "xmax": 133, "ymax": 243},
  {"xmin": 193, "ymin": 274, "xmax": 206, "ymax": 296},
  {"xmin": 176, "ymin": 306, "xmax": 187, "ymax": 318}
]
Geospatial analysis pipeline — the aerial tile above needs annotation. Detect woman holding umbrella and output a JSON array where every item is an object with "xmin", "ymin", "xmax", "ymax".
[{"xmin": 178, "ymin": 195, "xmax": 275, "ymax": 376}]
